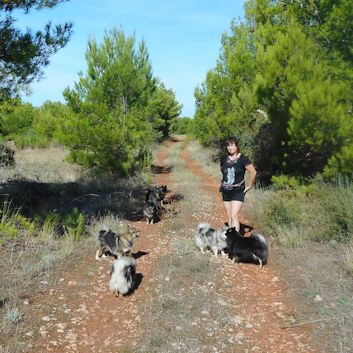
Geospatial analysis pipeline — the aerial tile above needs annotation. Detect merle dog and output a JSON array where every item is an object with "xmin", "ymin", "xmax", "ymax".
[
  {"xmin": 194, "ymin": 222, "xmax": 228, "ymax": 257},
  {"xmin": 225, "ymin": 227, "xmax": 268, "ymax": 269}
]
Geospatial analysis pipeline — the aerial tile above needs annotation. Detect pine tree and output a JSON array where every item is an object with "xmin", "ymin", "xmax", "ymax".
[
  {"xmin": 0, "ymin": 0, "xmax": 72, "ymax": 100},
  {"xmin": 61, "ymin": 28, "xmax": 180, "ymax": 175}
]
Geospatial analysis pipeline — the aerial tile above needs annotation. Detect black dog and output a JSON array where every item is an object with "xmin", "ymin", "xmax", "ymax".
[
  {"xmin": 225, "ymin": 227, "xmax": 268, "ymax": 268},
  {"xmin": 145, "ymin": 185, "xmax": 167, "ymax": 206}
]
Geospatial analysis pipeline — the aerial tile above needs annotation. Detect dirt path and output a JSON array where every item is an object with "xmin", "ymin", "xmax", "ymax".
[
  {"xmin": 18, "ymin": 139, "xmax": 319, "ymax": 353},
  {"xmin": 22, "ymin": 143, "xmax": 174, "ymax": 353},
  {"xmin": 181, "ymin": 147, "xmax": 319, "ymax": 353}
]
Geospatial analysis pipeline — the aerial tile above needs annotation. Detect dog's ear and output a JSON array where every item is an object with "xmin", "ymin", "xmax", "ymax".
[
  {"xmin": 112, "ymin": 231, "xmax": 119, "ymax": 238},
  {"xmin": 225, "ymin": 227, "xmax": 236, "ymax": 235}
]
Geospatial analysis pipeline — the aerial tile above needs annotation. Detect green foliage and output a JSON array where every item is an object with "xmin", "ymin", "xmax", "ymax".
[
  {"xmin": 170, "ymin": 117, "xmax": 192, "ymax": 135},
  {"xmin": 0, "ymin": 0, "xmax": 72, "ymax": 100},
  {"xmin": 194, "ymin": 0, "xmax": 353, "ymax": 181},
  {"xmin": 287, "ymin": 0, "xmax": 353, "ymax": 63},
  {"xmin": 193, "ymin": 21, "xmax": 259, "ymax": 149},
  {"xmin": 64, "ymin": 208, "xmax": 85, "ymax": 241},
  {"xmin": 263, "ymin": 195, "xmax": 298, "ymax": 232},
  {"xmin": 145, "ymin": 83, "xmax": 182, "ymax": 140},
  {"xmin": 0, "ymin": 98, "xmax": 64, "ymax": 149},
  {"xmin": 251, "ymin": 180, "xmax": 353, "ymax": 244},
  {"xmin": 0, "ymin": 222, "xmax": 19, "ymax": 244},
  {"xmin": 34, "ymin": 101, "xmax": 72, "ymax": 141},
  {"xmin": 61, "ymin": 28, "xmax": 180, "ymax": 175},
  {"xmin": 39, "ymin": 212, "xmax": 60, "ymax": 240},
  {"xmin": 0, "ymin": 200, "xmax": 36, "ymax": 243},
  {"xmin": 0, "ymin": 100, "xmax": 36, "ymax": 136},
  {"xmin": 271, "ymin": 174, "xmax": 300, "ymax": 189}
]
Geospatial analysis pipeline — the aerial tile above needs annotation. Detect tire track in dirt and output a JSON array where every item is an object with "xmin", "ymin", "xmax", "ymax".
[
  {"xmin": 181, "ymin": 144, "xmax": 320, "ymax": 353},
  {"xmin": 21, "ymin": 142, "xmax": 175, "ymax": 353}
]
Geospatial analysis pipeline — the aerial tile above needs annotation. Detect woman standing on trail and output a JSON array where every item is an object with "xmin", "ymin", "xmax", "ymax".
[{"xmin": 220, "ymin": 136, "xmax": 257, "ymax": 231}]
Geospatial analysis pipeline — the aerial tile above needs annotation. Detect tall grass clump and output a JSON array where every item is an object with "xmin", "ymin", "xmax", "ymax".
[
  {"xmin": 39, "ymin": 212, "xmax": 60, "ymax": 240},
  {"xmin": 64, "ymin": 208, "xmax": 86, "ymax": 241},
  {"xmin": 0, "ymin": 200, "xmax": 35, "ymax": 244},
  {"xmin": 245, "ymin": 179, "xmax": 353, "ymax": 246},
  {"xmin": 344, "ymin": 243, "xmax": 353, "ymax": 275}
]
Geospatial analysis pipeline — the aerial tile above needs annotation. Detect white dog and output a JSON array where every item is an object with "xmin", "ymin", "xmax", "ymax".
[{"xmin": 109, "ymin": 256, "xmax": 137, "ymax": 297}]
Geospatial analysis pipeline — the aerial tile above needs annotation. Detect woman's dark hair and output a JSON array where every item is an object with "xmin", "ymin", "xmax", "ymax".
[{"xmin": 223, "ymin": 136, "xmax": 240, "ymax": 149}]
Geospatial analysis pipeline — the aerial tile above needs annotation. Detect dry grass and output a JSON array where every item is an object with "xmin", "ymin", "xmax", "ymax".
[
  {"xmin": 186, "ymin": 140, "xmax": 221, "ymax": 180},
  {"xmin": 344, "ymin": 243, "xmax": 353, "ymax": 275},
  {"xmin": 0, "ymin": 145, "xmax": 149, "ymax": 351},
  {"xmin": 273, "ymin": 242, "xmax": 353, "ymax": 353},
  {"xmin": 0, "ymin": 146, "xmax": 83, "ymax": 183}
]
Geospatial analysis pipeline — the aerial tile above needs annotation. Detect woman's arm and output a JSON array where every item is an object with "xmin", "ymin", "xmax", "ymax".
[{"xmin": 244, "ymin": 163, "xmax": 257, "ymax": 193}]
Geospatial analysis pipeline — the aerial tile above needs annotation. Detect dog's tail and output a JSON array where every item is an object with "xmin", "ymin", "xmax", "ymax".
[
  {"xmin": 252, "ymin": 233, "xmax": 268, "ymax": 267},
  {"xmin": 252, "ymin": 233, "xmax": 267, "ymax": 246},
  {"xmin": 196, "ymin": 222, "xmax": 211, "ymax": 234}
]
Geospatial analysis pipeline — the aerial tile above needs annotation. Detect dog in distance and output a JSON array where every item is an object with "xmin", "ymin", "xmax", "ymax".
[
  {"xmin": 145, "ymin": 185, "xmax": 167, "ymax": 207},
  {"xmin": 144, "ymin": 185, "xmax": 167, "ymax": 224},
  {"xmin": 143, "ymin": 204, "xmax": 160, "ymax": 224}
]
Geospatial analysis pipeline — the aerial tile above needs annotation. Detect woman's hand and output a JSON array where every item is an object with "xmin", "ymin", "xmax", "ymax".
[{"xmin": 244, "ymin": 186, "xmax": 251, "ymax": 194}]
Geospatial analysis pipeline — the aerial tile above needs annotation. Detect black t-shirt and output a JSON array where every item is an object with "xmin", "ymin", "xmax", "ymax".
[{"xmin": 220, "ymin": 154, "xmax": 251, "ymax": 186}]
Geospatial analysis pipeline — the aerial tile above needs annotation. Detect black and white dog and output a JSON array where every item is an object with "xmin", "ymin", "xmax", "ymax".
[
  {"xmin": 195, "ymin": 222, "xmax": 228, "ymax": 257},
  {"xmin": 225, "ymin": 227, "xmax": 268, "ymax": 268},
  {"xmin": 109, "ymin": 256, "xmax": 136, "ymax": 297}
]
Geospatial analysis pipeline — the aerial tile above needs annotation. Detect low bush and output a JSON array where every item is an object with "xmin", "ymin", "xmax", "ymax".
[{"xmin": 246, "ymin": 179, "xmax": 353, "ymax": 244}]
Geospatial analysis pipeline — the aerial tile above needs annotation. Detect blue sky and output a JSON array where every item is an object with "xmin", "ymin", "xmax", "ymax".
[{"xmin": 17, "ymin": 0, "xmax": 245, "ymax": 117}]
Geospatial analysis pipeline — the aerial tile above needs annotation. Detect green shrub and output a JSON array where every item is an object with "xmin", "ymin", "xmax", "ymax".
[
  {"xmin": 315, "ymin": 183, "xmax": 353, "ymax": 242},
  {"xmin": 11, "ymin": 129, "xmax": 51, "ymax": 149},
  {"xmin": 64, "ymin": 208, "xmax": 86, "ymax": 241},
  {"xmin": 263, "ymin": 195, "xmax": 298, "ymax": 232},
  {"xmin": 0, "ymin": 143, "xmax": 15, "ymax": 167},
  {"xmin": 14, "ymin": 213, "xmax": 36, "ymax": 236},
  {"xmin": 0, "ymin": 222, "xmax": 19, "ymax": 244},
  {"xmin": 248, "ymin": 180, "xmax": 353, "ymax": 244},
  {"xmin": 40, "ymin": 212, "xmax": 60, "ymax": 240},
  {"xmin": 271, "ymin": 174, "xmax": 301, "ymax": 189}
]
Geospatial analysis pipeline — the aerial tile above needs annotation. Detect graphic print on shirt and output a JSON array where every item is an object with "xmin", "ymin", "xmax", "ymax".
[{"xmin": 225, "ymin": 167, "xmax": 235, "ymax": 185}]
